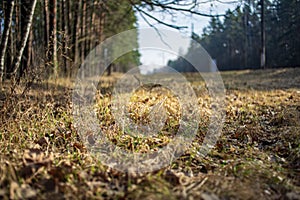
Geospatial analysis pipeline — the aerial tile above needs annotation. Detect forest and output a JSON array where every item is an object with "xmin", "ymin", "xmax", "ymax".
[
  {"xmin": 0, "ymin": 0, "xmax": 299, "ymax": 199},
  {"xmin": 1, "ymin": 0, "xmax": 299, "ymax": 78},
  {"xmin": 168, "ymin": 0, "xmax": 300, "ymax": 71},
  {"xmin": 0, "ymin": 0, "xmax": 140, "ymax": 81}
]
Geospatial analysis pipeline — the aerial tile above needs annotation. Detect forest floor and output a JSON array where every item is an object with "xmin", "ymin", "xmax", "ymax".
[{"xmin": 0, "ymin": 67, "xmax": 299, "ymax": 199}]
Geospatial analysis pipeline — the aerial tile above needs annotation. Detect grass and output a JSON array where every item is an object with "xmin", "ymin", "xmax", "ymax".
[{"xmin": 0, "ymin": 67, "xmax": 299, "ymax": 199}]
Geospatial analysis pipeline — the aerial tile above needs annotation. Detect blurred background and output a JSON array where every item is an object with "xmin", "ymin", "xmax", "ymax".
[{"xmin": 0, "ymin": 0, "xmax": 299, "ymax": 80}]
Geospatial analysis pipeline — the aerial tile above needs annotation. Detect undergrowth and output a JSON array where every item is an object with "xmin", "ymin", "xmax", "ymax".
[{"xmin": 0, "ymin": 68, "xmax": 299, "ymax": 199}]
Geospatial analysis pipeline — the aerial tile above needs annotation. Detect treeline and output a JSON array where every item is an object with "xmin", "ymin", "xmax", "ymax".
[
  {"xmin": 169, "ymin": 0, "xmax": 300, "ymax": 71},
  {"xmin": 0, "ymin": 0, "xmax": 139, "ymax": 81}
]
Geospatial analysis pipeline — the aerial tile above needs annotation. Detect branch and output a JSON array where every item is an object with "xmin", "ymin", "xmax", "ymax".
[
  {"xmin": 133, "ymin": 3, "xmax": 188, "ymax": 30},
  {"xmin": 138, "ymin": 0, "xmax": 228, "ymax": 17},
  {"xmin": 216, "ymin": 0, "xmax": 242, "ymax": 4},
  {"xmin": 137, "ymin": 10, "xmax": 172, "ymax": 49}
]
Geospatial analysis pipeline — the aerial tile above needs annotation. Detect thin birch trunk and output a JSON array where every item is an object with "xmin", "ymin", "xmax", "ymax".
[
  {"xmin": 12, "ymin": 0, "xmax": 37, "ymax": 78},
  {"xmin": 21, "ymin": 0, "xmax": 33, "ymax": 78},
  {"xmin": 0, "ymin": 0, "xmax": 15, "ymax": 82}
]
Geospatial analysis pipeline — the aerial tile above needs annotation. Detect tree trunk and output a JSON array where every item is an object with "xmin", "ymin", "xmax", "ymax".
[
  {"xmin": 66, "ymin": 0, "xmax": 72, "ymax": 77},
  {"xmin": 61, "ymin": 0, "xmax": 68, "ymax": 76},
  {"xmin": 99, "ymin": 10, "xmax": 105, "ymax": 43},
  {"xmin": 44, "ymin": 0, "xmax": 50, "ymax": 50},
  {"xmin": 6, "ymin": 26, "xmax": 14, "ymax": 76},
  {"xmin": 89, "ymin": 0, "xmax": 96, "ymax": 50},
  {"xmin": 15, "ymin": 0, "xmax": 22, "ymax": 43},
  {"xmin": 20, "ymin": 0, "xmax": 33, "ymax": 78},
  {"xmin": 81, "ymin": 0, "xmax": 86, "ymax": 64},
  {"xmin": 66, "ymin": 0, "xmax": 72, "ymax": 37},
  {"xmin": 12, "ymin": 0, "xmax": 37, "ymax": 79},
  {"xmin": 73, "ymin": 1, "xmax": 82, "ymax": 67},
  {"xmin": 260, "ymin": 0, "xmax": 266, "ymax": 69},
  {"xmin": 0, "ymin": 0, "xmax": 15, "ymax": 82},
  {"xmin": 49, "ymin": 0, "xmax": 58, "ymax": 77},
  {"xmin": 84, "ymin": 1, "xmax": 89, "ymax": 58},
  {"xmin": 19, "ymin": 28, "xmax": 33, "ymax": 78}
]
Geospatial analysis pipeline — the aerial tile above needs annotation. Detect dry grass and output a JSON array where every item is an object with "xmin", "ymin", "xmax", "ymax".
[{"xmin": 0, "ymin": 67, "xmax": 299, "ymax": 199}]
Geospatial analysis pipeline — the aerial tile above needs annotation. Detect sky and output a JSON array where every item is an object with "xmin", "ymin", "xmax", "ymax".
[{"xmin": 136, "ymin": 0, "xmax": 241, "ymax": 73}]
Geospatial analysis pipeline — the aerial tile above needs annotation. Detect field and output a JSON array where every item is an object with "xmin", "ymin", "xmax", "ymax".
[{"xmin": 0, "ymin": 67, "xmax": 299, "ymax": 199}]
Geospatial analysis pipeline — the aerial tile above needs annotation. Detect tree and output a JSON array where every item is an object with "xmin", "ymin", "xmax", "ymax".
[
  {"xmin": 131, "ymin": 0, "xmax": 231, "ymax": 30},
  {"xmin": 20, "ymin": 0, "xmax": 35, "ymax": 77},
  {"xmin": 274, "ymin": 0, "xmax": 300, "ymax": 66},
  {"xmin": 0, "ymin": 0, "xmax": 15, "ymax": 82},
  {"xmin": 173, "ymin": 0, "xmax": 300, "ymax": 70},
  {"xmin": 7, "ymin": 0, "xmax": 300, "ymax": 81},
  {"xmin": 12, "ymin": 0, "xmax": 37, "ymax": 80},
  {"xmin": 259, "ymin": 0, "xmax": 266, "ymax": 68},
  {"xmin": 49, "ymin": 0, "xmax": 58, "ymax": 76},
  {"xmin": 104, "ymin": 1, "xmax": 140, "ymax": 75}
]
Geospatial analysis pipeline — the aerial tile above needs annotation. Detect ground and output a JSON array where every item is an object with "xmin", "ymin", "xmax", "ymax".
[{"xmin": 0, "ymin": 67, "xmax": 299, "ymax": 199}]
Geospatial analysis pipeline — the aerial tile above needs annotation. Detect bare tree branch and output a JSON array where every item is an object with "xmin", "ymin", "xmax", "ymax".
[
  {"xmin": 129, "ymin": 0, "xmax": 243, "ymax": 33},
  {"xmin": 136, "ymin": 0, "xmax": 228, "ymax": 18},
  {"xmin": 132, "ymin": 3, "xmax": 188, "ymax": 29},
  {"xmin": 216, "ymin": 0, "xmax": 242, "ymax": 4},
  {"xmin": 137, "ymin": 10, "xmax": 172, "ymax": 49}
]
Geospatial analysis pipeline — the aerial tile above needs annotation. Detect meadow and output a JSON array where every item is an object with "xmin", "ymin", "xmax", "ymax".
[{"xmin": 0, "ymin": 67, "xmax": 299, "ymax": 199}]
